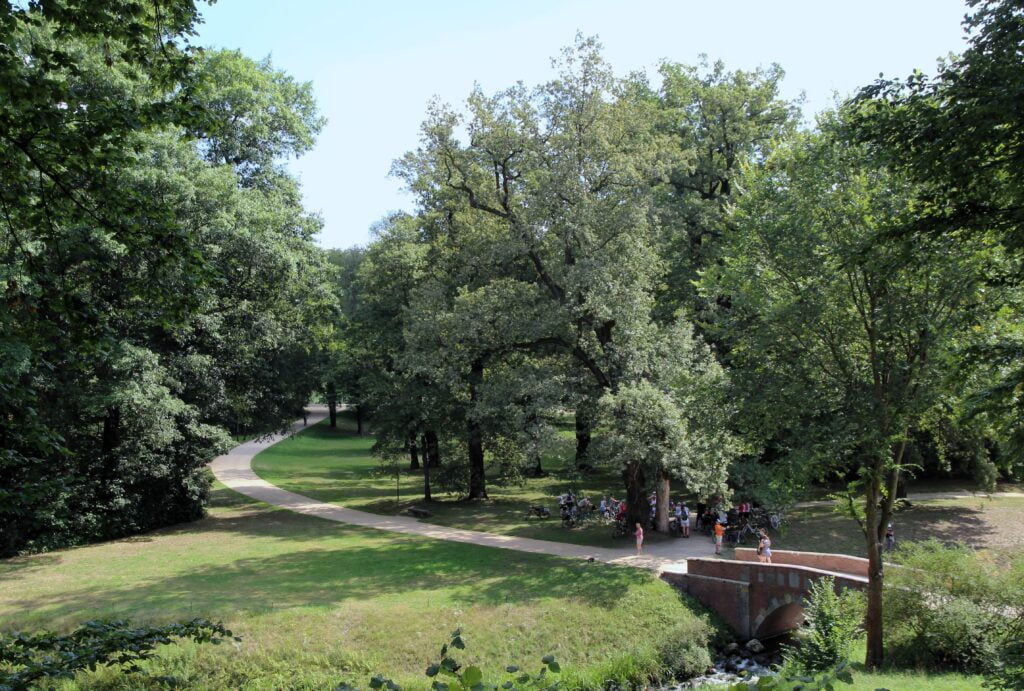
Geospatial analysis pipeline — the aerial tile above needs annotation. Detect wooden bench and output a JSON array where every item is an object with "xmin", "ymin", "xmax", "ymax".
[{"xmin": 406, "ymin": 506, "xmax": 432, "ymax": 519}]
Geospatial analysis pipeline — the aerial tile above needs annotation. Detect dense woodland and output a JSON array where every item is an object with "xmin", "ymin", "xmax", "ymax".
[{"xmin": 2, "ymin": 0, "xmax": 1023, "ymax": 672}]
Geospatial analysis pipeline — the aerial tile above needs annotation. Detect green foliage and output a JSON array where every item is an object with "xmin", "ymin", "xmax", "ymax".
[
  {"xmin": 727, "ymin": 661, "xmax": 854, "ymax": 690},
  {"xmin": 784, "ymin": 577, "xmax": 865, "ymax": 673},
  {"xmin": 657, "ymin": 636, "xmax": 712, "ymax": 683},
  {"xmin": 849, "ymin": 0, "xmax": 1024, "ymax": 470},
  {"xmin": 0, "ymin": 1, "xmax": 334, "ymax": 556},
  {"xmin": 884, "ymin": 540, "xmax": 1024, "ymax": 685},
  {"xmin": 335, "ymin": 629, "xmax": 563, "ymax": 691},
  {"xmin": 0, "ymin": 618, "xmax": 237, "ymax": 690}
]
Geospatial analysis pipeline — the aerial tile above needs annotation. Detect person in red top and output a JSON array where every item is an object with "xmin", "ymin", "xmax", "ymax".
[
  {"xmin": 634, "ymin": 522, "xmax": 644, "ymax": 555},
  {"xmin": 713, "ymin": 520, "xmax": 725, "ymax": 555}
]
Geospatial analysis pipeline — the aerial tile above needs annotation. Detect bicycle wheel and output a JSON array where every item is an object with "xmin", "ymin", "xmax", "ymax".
[{"xmin": 769, "ymin": 513, "xmax": 782, "ymax": 530}]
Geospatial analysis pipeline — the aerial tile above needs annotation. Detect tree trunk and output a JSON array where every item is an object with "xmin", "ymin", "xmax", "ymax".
[
  {"xmin": 408, "ymin": 435, "xmax": 420, "ymax": 470},
  {"xmin": 423, "ymin": 447, "xmax": 432, "ymax": 501},
  {"xmin": 467, "ymin": 359, "xmax": 487, "ymax": 499},
  {"xmin": 862, "ymin": 459, "xmax": 884, "ymax": 669},
  {"xmin": 575, "ymin": 408, "xmax": 592, "ymax": 470},
  {"xmin": 355, "ymin": 405, "xmax": 364, "ymax": 435},
  {"xmin": 424, "ymin": 431, "xmax": 440, "ymax": 468},
  {"xmin": 864, "ymin": 526, "xmax": 885, "ymax": 670},
  {"xmin": 655, "ymin": 469, "xmax": 671, "ymax": 533},
  {"xmin": 326, "ymin": 383, "xmax": 338, "ymax": 428},
  {"xmin": 862, "ymin": 445, "xmax": 903, "ymax": 671},
  {"xmin": 623, "ymin": 461, "xmax": 647, "ymax": 530},
  {"xmin": 528, "ymin": 450, "xmax": 544, "ymax": 477}
]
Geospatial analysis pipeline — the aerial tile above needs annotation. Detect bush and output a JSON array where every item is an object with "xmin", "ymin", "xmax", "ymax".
[
  {"xmin": 884, "ymin": 540, "xmax": 1024, "ymax": 686},
  {"xmin": 337, "ymin": 629, "xmax": 563, "ymax": 691},
  {"xmin": 0, "ymin": 618, "xmax": 237, "ymax": 690},
  {"xmin": 783, "ymin": 576, "xmax": 864, "ymax": 673},
  {"xmin": 912, "ymin": 597, "xmax": 1000, "ymax": 671},
  {"xmin": 658, "ymin": 637, "xmax": 712, "ymax": 682}
]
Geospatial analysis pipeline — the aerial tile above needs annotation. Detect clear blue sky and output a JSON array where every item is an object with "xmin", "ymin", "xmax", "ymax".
[{"xmin": 195, "ymin": 1, "xmax": 971, "ymax": 250}]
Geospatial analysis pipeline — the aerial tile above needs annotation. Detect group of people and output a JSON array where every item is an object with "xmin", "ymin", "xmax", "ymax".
[
  {"xmin": 558, "ymin": 491, "xmax": 780, "ymax": 561},
  {"xmin": 557, "ymin": 491, "xmax": 595, "ymax": 524}
]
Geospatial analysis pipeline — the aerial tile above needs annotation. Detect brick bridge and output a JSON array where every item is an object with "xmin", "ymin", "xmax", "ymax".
[{"xmin": 660, "ymin": 549, "xmax": 869, "ymax": 640}]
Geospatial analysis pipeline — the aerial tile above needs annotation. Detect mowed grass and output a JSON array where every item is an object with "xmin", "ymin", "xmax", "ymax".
[
  {"xmin": 843, "ymin": 640, "xmax": 985, "ymax": 690},
  {"xmin": 254, "ymin": 416, "xmax": 676, "ymax": 549},
  {"xmin": 779, "ymin": 495, "xmax": 1024, "ymax": 559},
  {"xmin": 0, "ymin": 483, "xmax": 711, "ymax": 689}
]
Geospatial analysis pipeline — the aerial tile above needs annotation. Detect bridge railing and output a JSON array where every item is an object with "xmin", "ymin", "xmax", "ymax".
[{"xmin": 734, "ymin": 547, "xmax": 869, "ymax": 578}]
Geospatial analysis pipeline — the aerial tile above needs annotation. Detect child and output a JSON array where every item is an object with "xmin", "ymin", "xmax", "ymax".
[
  {"xmin": 713, "ymin": 520, "xmax": 724, "ymax": 555},
  {"xmin": 757, "ymin": 530, "xmax": 772, "ymax": 564},
  {"xmin": 634, "ymin": 522, "xmax": 644, "ymax": 555}
]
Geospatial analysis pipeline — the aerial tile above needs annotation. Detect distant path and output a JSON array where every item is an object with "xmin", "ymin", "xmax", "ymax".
[
  {"xmin": 211, "ymin": 407, "xmax": 702, "ymax": 572},
  {"xmin": 794, "ymin": 490, "xmax": 1024, "ymax": 509}
]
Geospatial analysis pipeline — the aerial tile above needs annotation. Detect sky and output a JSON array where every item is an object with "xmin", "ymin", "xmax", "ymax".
[{"xmin": 194, "ymin": 1, "xmax": 973, "ymax": 250}]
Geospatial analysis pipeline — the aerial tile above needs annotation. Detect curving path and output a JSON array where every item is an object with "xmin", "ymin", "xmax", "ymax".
[
  {"xmin": 212, "ymin": 408, "xmax": 1020, "ymax": 574},
  {"xmin": 211, "ymin": 407, "xmax": 702, "ymax": 572}
]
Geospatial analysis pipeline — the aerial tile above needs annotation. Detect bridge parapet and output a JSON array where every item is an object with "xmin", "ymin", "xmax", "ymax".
[
  {"xmin": 662, "ymin": 557, "xmax": 867, "ymax": 641},
  {"xmin": 734, "ymin": 548, "xmax": 869, "ymax": 578}
]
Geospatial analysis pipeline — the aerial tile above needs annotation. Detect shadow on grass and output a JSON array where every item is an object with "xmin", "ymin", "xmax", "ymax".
[
  {"xmin": 0, "ymin": 553, "xmax": 60, "ymax": 581},
  {"xmin": 783, "ymin": 502, "xmax": 995, "ymax": 557},
  {"xmin": 5, "ymin": 519, "xmax": 648, "ymax": 625}
]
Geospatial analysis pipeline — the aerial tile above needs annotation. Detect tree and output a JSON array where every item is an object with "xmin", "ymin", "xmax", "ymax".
[
  {"xmin": 395, "ymin": 36, "xmax": 730, "ymax": 523},
  {"xmin": 705, "ymin": 122, "xmax": 995, "ymax": 668},
  {"xmin": 0, "ymin": 20, "xmax": 334, "ymax": 555},
  {"xmin": 653, "ymin": 58, "xmax": 800, "ymax": 321},
  {"xmin": 849, "ymin": 0, "xmax": 1024, "ymax": 456}
]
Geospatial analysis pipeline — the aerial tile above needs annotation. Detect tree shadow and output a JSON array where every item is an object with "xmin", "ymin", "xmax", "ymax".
[
  {"xmin": 0, "ymin": 553, "xmax": 60, "ymax": 581},
  {"xmin": 890, "ymin": 502, "xmax": 994, "ymax": 548},
  {"xmin": 4, "ymin": 535, "xmax": 649, "ymax": 628}
]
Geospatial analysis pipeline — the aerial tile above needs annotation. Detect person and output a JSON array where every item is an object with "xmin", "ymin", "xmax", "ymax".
[
  {"xmin": 696, "ymin": 500, "xmax": 707, "ymax": 530},
  {"xmin": 634, "ymin": 522, "xmax": 644, "ymax": 555},
  {"xmin": 757, "ymin": 529, "xmax": 772, "ymax": 564},
  {"xmin": 599, "ymin": 496, "xmax": 608, "ymax": 517},
  {"xmin": 681, "ymin": 503, "xmax": 690, "ymax": 538},
  {"xmin": 885, "ymin": 522, "xmax": 895, "ymax": 552},
  {"xmin": 713, "ymin": 520, "xmax": 725, "ymax": 555}
]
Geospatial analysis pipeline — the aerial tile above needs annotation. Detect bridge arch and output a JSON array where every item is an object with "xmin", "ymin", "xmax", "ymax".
[
  {"xmin": 660, "ymin": 550, "xmax": 868, "ymax": 640},
  {"xmin": 753, "ymin": 598, "xmax": 805, "ymax": 639}
]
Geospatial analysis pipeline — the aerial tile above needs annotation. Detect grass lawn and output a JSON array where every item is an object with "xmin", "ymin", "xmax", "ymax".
[
  {"xmin": 843, "ymin": 640, "xmax": 985, "ymax": 690},
  {"xmin": 0, "ymin": 483, "xmax": 712, "ymax": 690},
  {"xmin": 254, "ymin": 416, "xmax": 687, "ymax": 550},
  {"xmin": 778, "ymin": 495, "xmax": 1024, "ymax": 559}
]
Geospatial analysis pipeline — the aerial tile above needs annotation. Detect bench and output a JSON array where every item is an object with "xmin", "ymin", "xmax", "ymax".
[{"xmin": 406, "ymin": 506, "xmax": 432, "ymax": 519}]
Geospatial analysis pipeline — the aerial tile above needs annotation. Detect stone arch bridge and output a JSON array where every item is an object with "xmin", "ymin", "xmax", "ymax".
[{"xmin": 660, "ymin": 549, "xmax": 868, "ymax": 640}]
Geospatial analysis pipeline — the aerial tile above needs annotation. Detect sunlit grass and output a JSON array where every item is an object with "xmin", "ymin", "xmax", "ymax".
[
  {"xmin": 254, "ymin": 416, "xmax": 677, "ymax": 549},
  {"xmin": 0, "ymin": 481, "xmax": 710, "ymax": 689}
]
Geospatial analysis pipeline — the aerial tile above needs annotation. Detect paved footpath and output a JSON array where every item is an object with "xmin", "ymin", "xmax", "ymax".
[
  {"xmin": 213, "ymin": 408, "xmax": 1021, "ymax": 575},
  {"xmin": 211, "ymin": 408, "xmax": 702, "ymax": 573}
]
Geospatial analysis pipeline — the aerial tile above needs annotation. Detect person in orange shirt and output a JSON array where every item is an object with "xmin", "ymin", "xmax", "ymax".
[{"xmin": 713, "ymin": 520, "xmax": 725, "ymax": 555}]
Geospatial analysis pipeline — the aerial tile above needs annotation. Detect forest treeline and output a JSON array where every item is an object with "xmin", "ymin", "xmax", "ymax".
[
  {"xmin": 1, "ymin": 2, "xmax": 333, "ymax": 556},
  {"xmin": 2, "ymin": 0, "xmax": 1022, "ymax": 670}
]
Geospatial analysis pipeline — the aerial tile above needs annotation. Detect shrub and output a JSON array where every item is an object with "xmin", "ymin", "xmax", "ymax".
[
  {"xmin": 0, "ymin": 618, "xmax": 237, "ymax": 690},
  {"xmin": 657, "ymin": 636, "xmax": 712, "ymax": 683},
  {"xmin": 884, "ymin": 540, "xmax": 1024, "ymax": 686},
  {"xmin": 337, "ymin": 629, "xmax": 563, "ymax": 691},
  {"xmin": 783, "ymin": 576, "xmax": 864, "ymax": 673}
]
